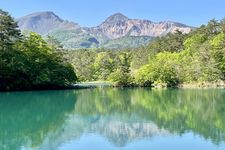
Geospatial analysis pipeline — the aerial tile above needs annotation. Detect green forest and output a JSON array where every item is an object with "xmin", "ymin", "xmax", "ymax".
[
  {"xmin": 66, "ymin": 20, "xmax": 225, "ymax": 87},
  {"xmin": 0, "ymin": 9, "xmax": 225, "ymax": 90}
]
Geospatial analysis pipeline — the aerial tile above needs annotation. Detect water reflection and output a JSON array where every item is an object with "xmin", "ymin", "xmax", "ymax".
[
  {"xmin": 0, "ymin": 88, "xmax": 224, "ymax": 149},
  {"xmin": 0, "ymin": 91, "xmax": 77, "ymax": 150}
]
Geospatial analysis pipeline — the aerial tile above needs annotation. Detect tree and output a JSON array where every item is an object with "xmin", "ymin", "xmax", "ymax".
[
  {"xmin": 0, "ymin": 9, "xmax": 23, "ymax": 90},
  {"xmin": 220, "ymin": 18, "xmax": 225, "ymax": 33},
  {"xmin": 109, "ymin": 52, "xmax": 133, "ymax": 86},
  {"xmin": 210, "ymin": 33, "xmax": 225, "ymax": 80},
  {"xmin": 135, "ymin": 52, "xmax": 180, "ymax": 87},
  {"xmin": 205, "ymin": 19, "xmax": 220, "ymax": 36},
  {"xmin": 0, "ymin": 9, "xmax": 21, "ymax": 49},
  {"xmin": 67, "ymin": 49, "xmax": 97, "ymax": 81},
  {"xmin": 19, "ymin": 32, "xmax": 77, "ymax": 88},
  {"xmin": 93, "ymin": 52, "xmax": 115, "ymax": 80}
]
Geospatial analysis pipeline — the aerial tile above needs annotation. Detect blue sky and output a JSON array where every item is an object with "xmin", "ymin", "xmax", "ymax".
[{"xmin": 1, "ymin": 0, "xmax": 225, "ymax": 27}]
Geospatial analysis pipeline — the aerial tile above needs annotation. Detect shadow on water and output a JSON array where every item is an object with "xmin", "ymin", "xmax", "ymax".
[{"xmin": 0, "ymin": 88, "xmax": 225, "ymax": 149}]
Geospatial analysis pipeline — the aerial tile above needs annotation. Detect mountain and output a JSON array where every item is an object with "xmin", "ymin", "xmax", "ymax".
[
  {"xmin": 17, "ymin": 11, "xmax": 81, "ymax": 35},
  {"xmin": 89, "ymin": 13, "xmax": 192, "ymax": 39},
  {"xmin": 17, "ymin": 12, "xmax": 194, "ymax": 49}
]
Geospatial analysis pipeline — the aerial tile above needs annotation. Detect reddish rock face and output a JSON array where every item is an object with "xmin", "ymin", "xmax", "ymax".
[{"xmin": 92, "ymin": 13, "xmax": 193, "ymax": 39}]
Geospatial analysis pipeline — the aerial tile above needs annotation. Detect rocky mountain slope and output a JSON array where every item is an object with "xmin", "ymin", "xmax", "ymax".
[
  {"xmin": 17, "ymin": 12, "xmax": 193, "ymax": 49},
  {"xmin": 89, "ymin": 13, "xmax": 192, "ymax": 39}
]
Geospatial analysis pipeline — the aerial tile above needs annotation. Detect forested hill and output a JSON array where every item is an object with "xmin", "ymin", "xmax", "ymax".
[{"xmin": 66, "ymin": 20, "xmax": 225, "ymax": 87}]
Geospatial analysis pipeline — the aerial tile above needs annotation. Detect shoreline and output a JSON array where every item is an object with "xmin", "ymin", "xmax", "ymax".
[
  {"xmin": 0, "ymin": 82, "xmax": 224, "ymax": 92},
  {"xmin": 178, "ymin": 83, "xmax": 225, "ymax": 89},
  {"xmin": 178, "ymin": 81, "xmax": 225, "ymax": 89}
]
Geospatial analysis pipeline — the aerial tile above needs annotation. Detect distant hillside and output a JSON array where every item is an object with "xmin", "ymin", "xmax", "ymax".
[
  {"xmin": 17, "ymin": 12, "xmax": 194, "ymax": 49},
  {"xmin": 100, "ymin": 36, "xmax": 153, "ymax": 49}
]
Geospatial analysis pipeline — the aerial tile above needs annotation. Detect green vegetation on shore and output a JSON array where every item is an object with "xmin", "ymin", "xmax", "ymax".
[
  {"xmin": 67, "ymin": 21, "xmax": 225, "ymax": 87},
  {"xmin": 0, "ymin": 9, "xmax": 224, "ymax": 90},
  {"xmin": 0, "ymin": 9, "xmax": 77, "ymax": 91}
]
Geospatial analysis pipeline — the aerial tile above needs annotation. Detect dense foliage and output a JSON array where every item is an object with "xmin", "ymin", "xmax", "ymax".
[
  {"xmin": 67, "ymin": 19, "xmax": 225, "ymax": 87},
  {"xmin": 135, "ymin": 19, "xmax": 225, "ymax": 87},
  {"xmin": 67, "ymin": 49, "xmax": 133, "ymax": 86},
  {"xmin": 0, "ymin": 9, "xmax": 77, "ymax": 91}
]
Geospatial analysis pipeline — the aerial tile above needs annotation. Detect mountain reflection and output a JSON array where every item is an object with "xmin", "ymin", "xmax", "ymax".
[{"xmin": 0, "ymin": 88, "xmax": 224, "ymax": 149}]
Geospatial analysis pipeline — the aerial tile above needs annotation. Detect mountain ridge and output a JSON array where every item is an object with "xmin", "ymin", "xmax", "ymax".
[{"xmin": 17, "ymin": 11, "xmax": 194, "ymax": 49}]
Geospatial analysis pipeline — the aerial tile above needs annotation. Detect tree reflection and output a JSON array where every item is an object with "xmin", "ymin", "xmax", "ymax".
[
  {"xmin": 0, "ymin": 88, "xmax": 224, "ymax": 149},
  {"xmin": 74, "ymin": 88, "xmax": 225, "ymax": 145},
  {"xmin": 0, "ymin": 90, "xmax": 77, "ymax": 150}
]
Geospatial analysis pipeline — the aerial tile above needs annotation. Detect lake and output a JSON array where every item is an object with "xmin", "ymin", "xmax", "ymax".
[{"xmin": 0, "ymin": 88, "xmax": 225, "ymax": 150}]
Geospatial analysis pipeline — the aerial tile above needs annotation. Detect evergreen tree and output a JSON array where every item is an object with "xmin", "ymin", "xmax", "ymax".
[{"xmin": 0, "ymin": 9, "xmax": 21, "ymax": 49}]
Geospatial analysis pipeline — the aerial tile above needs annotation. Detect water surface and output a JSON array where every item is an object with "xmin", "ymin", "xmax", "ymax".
[{"xmin": 0, "ymin": 88, "xmax": 225, "ymax": 150}]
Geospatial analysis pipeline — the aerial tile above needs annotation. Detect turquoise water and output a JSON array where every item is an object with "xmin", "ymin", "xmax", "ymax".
[{"xmin": 0, "ymin": 88, "xmax": 225, "ymax": 150}]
